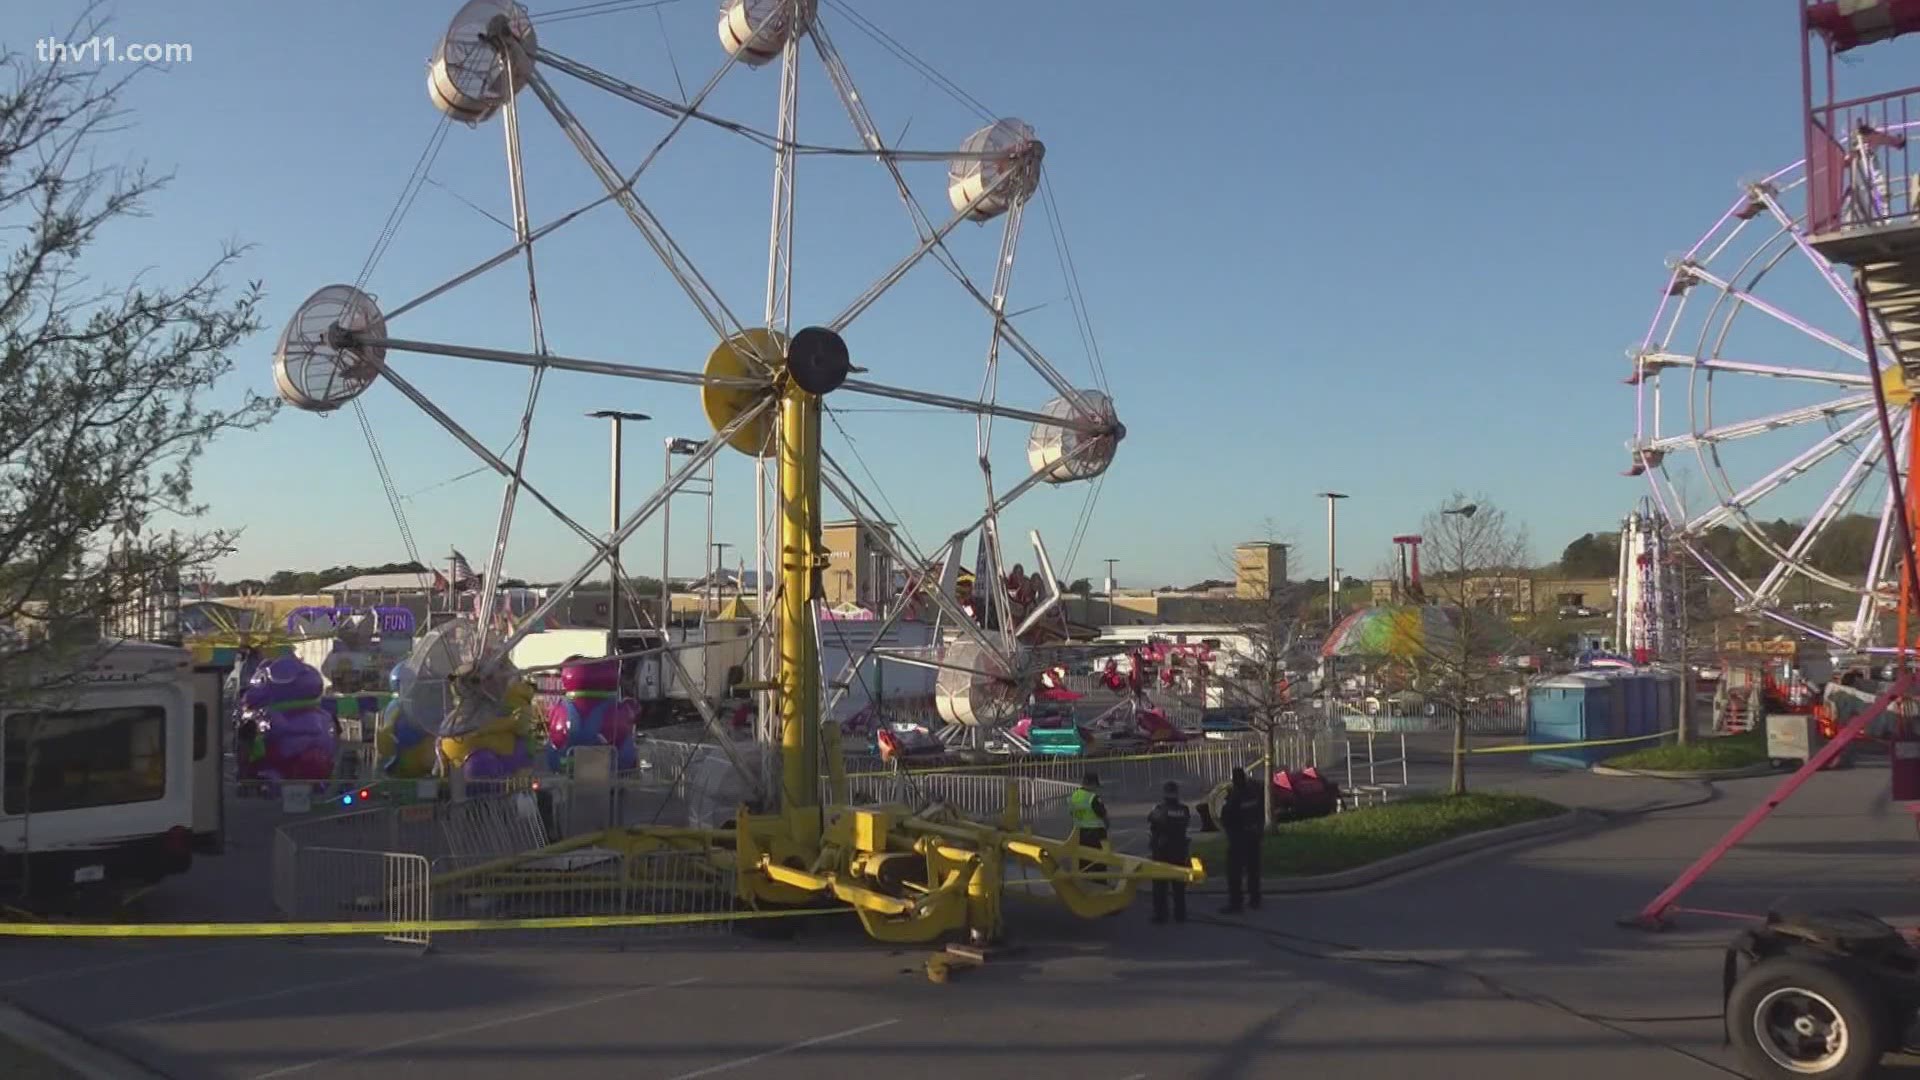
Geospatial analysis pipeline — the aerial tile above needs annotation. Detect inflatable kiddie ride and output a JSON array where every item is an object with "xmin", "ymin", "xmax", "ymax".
[
  {"xmin": 234, "ymin": 654, "xmax": 341, "ymax": 796},
  {"xmin": 546, "ymin": 655, "xmax": 638, "ymax": 772},
  {"xmin": 389, "ymin": 618, "xmax": 537, "ymax": 783},
  {"xmin": 285, "ymin": 605, "xmax": 416, "ymax": 732}
]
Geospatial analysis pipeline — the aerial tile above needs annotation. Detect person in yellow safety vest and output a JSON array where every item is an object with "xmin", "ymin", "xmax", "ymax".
[{"xmin": 1069, "ymin": 771, "xmax": 1109, "ymax": 871}]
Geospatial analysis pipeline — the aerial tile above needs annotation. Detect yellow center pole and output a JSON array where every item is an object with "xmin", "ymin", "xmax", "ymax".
[{"xmin": 779, "ymin": 384, "xmax": 822, "ymax": 837}]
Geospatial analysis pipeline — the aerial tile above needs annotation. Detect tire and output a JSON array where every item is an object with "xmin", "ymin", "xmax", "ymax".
[{"xmin": 1729, "ymin": 956, "xmax": 1891, "ymax": 1079}]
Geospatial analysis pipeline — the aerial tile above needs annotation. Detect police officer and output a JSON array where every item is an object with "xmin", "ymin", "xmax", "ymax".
[
  {"xmin": 1218, "ymin": 766, "xmax": 1263, "ymax": 913},
  {"xmin": 1147, "ymin": 780, "xmax": 1191, "ymax": 924},
  {"xmin": 1069, "ymin": 771, "xmax": 1109, "ymax": 871}
]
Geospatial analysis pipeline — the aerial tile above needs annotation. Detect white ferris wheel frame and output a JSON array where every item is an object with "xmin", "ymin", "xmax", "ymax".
[{"xmin": 1631, "ymin": 142, "xmax": 1920, "ymax": 654}]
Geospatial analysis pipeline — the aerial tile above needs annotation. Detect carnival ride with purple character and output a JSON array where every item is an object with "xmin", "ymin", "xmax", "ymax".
[
  {"xmin": 545, "ymin": 655, "xmax": 638, "ymax": 771},
  {"xmin": 234, "ymin": 654, "xmax": 340, "ymax": 794}
]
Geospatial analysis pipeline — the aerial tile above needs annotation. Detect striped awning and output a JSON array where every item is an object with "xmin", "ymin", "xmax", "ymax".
[{"xmin": 1807, "ymin": 0, "xmax": 1920, "ymax": 52}]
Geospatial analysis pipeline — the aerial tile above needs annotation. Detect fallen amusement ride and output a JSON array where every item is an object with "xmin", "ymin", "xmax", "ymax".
[
  {"xmin": 1626, "ymin": 5, "xmax": 1920, "ymax": 1077},
  {"xmin": 270, "ymin": 0, "xmax": 1199, "ymax": 945}
]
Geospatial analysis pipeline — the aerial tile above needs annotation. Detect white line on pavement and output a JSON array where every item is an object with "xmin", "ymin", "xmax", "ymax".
[
  {"xmin": 0, "ymin": 945, "xmax": 238, "ymax": 990},
  {"xmin": 664, "ymin": 1018, "xmax": 901, "ymax": 1080},
  {"xmin": 249, "ymin": 976, "xmax": 703, "ymax": 1079},
  {"xmin": 112, "ymin": 969, "xmax": 406, "ymax": 1029}
]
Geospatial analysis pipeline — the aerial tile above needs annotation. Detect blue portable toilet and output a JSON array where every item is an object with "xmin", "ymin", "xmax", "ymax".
[
  {"xmin": 1622, "ymin": 670, "xmax": 1653, "ymax": 738},
  {"xmin": 1528, "ymin": 671, "xmax": 1623, "ymax": 768}
]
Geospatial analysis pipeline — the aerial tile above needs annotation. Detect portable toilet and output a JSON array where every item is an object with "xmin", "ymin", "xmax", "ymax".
[
  {"xmin": 1528, "ymin": 671, "xmax": 1621, "ymax": 768},
  {"xmin": 1620, "ymin": 669, "xmax": 1654, "ymax": 738}
]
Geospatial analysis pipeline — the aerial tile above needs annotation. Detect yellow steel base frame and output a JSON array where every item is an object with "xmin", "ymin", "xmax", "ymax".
[{"xmin": 458, "ymin": 782, "xmax": 1205, "ymax": 946}]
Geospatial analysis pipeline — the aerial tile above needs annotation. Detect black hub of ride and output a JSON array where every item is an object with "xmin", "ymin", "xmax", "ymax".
[{"xmin": 787, "ymin": 326, "xmax": 852, "ymax": 396}]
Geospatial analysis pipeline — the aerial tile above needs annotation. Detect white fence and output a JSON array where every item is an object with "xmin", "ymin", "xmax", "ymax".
[
  {"xmin": 270, "ymin": 784, "xmax": 736, "ymax": 949},
  {"xmin": 1337, "ymin": 702, "xmax": 1526, "ymax": 736}
]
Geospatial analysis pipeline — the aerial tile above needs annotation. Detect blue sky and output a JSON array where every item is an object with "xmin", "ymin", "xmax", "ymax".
[{"xmin": 7, "ymin": 1, "xmax": 1913, "ymax": 590}]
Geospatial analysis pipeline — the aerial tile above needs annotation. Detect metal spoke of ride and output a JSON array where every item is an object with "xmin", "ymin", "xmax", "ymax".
[
  {"xmin": 1752, "ymin": 182, "xmax": 1871, "ymax": 318},
  {"xmin": 490, "ymin": 399, "xmax": 772, "ymax": 660},
  {"xmin": 368, "ymin": 335, "xmax": 763, "ymax": 390},
  {"xmin": 818, "ymin": 469, "xmax": 1014, "ymax": 670},
  {"xmin": 477, "ymin": 40, "xmax": 549, "ymax": 650},
  {"xmin": 826, "ymin": 172, "xmax": 1022, "ymax": 334},
  {"xmin": 360, "ymin": 353, "xmax": 611, "ymax": 557},
  {"xmin": 380, "ymin": 40, "xmax": 755, "ymax": 329},
  {"xmin": 1853, "ymin": 410, "xmax": 1912, "ymax": 641},
  {"xmin": 1643, "ymin": 394, "xmax": 1875, "ymax": 452},
  {"xmin": 809, "ymin": 18, "xmax": 943, "ymax": 247},
  {"xmin": 1751, "ymin": 433, "xmax": 1891, "ymax": 604},
  {"xmin": 814, "ymin": 437, "xmax": 1108, "ymax": 708},
  {"xmin": 1639, "ymin": 352, "xmax": 1871, "ymax": 387},
  {"xmin": 1683, "ymin": 411, "xmax": 1880, "ymax": 533},
  {"xmin": 834, "ymin": 377, "xmax": 1099, "ymax": 431},
  {"xmin": 753, "ymin": 10, "xmax": 803, "ymax": 741},
  {"xmin": 528, "ymin": 72, "xmax": 762, "ymax": 360},
  {"xmin": 972, "ymin": 196, "xmax": 1026, "ymax": 634},
  {"xmin": 1680, "ymin": 262, "xmax": 1870, "ymax": 365}
]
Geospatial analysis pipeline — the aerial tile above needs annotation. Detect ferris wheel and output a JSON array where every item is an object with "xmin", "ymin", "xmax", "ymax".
[
  {"xmin": 269, "ymin": 0, "xmax": 1117, "ymax": 768},
  {"xmin": 1628, "ymin": 152, "xmax": 1916, "ymax": 653}
]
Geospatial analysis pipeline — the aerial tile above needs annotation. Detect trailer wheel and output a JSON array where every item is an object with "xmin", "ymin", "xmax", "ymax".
[{"xmin": 1729, "ymin": 956, "xmax": 1890, "ymax": 1079}]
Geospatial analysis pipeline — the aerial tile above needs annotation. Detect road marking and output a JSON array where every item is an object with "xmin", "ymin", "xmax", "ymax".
[
  {"xmin": 664, "ymin": 1018, "xmax": 901, "ymax": 1080},
  {"xmin": 112, "ymin": 968, "xmax": 404, "ymax": 1028},
  {"xmin": 0, "ymin": 945, "xmax": 236, "ymax": 989},
  {"xmin": 249, "ymin": 976, "xmax": 702, "ymax": 1078}
]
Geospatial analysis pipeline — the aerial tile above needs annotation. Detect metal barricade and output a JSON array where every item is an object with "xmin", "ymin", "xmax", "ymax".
[
  {"xmin": 1342, "ymin": 732, "xmax": 1411, "ymax": 808},
  {"xmin": 279, "ymin": 846, "xmax": 431, "ymax": 946},
  {"xmin": 438, "ymin": 790, "xmax": 552, "ymax": 859},
  {"xmin": 428, "ymin": 849, "xmax": 735, "ymax": 950},
  {"xmin": 831, "ymin": 771, "xmax": 1080, "ymax": 833}
]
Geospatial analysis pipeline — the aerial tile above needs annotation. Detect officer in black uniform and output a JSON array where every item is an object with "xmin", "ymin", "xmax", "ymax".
[
  {"xmin": 1147, "ymin": 780, "xmax": 1191, "ymax": 924},
  {"xmin": 1218, "ymin": 766, "xmax": 1264, "ymax": 913}
]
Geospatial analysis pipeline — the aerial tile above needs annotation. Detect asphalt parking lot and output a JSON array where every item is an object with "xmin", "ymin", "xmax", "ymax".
[{"xmin": 5, "ymin": 759, "xmax": 1919, "ymax": 1079}]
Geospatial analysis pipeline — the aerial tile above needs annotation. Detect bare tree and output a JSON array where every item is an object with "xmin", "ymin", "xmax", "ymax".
[
  {"xmin": 1209, "ymin": 534, "xmax": 1311, "ymax": 828},
  {"xmin": 0, "ymin": 25, "xmax": 274, "ymax": 706},
  {"xmin": 1397, "ymin": 493, "xmax": 1532, "ymax": 795}
]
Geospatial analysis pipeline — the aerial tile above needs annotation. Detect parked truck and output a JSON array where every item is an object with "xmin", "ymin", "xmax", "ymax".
[{"xmin": 1, "ymin": 640, "xmax": 227, "ymax": 900}]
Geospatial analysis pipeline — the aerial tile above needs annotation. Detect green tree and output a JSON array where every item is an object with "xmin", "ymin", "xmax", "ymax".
[
  {"xmin": 1, "ymin": 45, "xmax": 273, "ymax": 699},
  {"xmin": 1558, "ymin": 532, "xmax": 1620, "ymax": 577}
]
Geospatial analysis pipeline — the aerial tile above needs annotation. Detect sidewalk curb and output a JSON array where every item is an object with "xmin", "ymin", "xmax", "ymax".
[
  {"xmin": 1195, "ymin": 809, "xmax": 1591, "ymax": 896},
  {"xmin": 1588, "ymin": 763, "xmax": 1779, "ymax": 781},
  {"xmin": 0, "ymin": 999, "xmax": 170, "ymax": 1080}
]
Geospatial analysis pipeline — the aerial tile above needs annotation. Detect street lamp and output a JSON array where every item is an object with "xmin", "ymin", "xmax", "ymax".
[
  {"xmin": 661, "ymin": 435, "xmax": 706, "ymax": 632},
  {"xmin": 1104, "ymin": 557, "xmax": 1120, "ymax": 626},
  {"xmin": 1442, "ymin": 503, "xmax": 1478, "ymax": 519},
  {"xmin": 587, "ymin": 410, "xmax": 649, "ymax": 651},
  {"xmin": 708, "ymin": 540, "xmax": 734, "ymax": 619},
  {"xmin": 1317, "ymin": 492, "xmax": 1349, "ymax": 723}
]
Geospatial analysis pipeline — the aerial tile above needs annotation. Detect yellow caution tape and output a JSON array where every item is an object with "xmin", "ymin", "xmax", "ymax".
[
  {"xmin": 1468, "ymin": 729, "xmax": 1678, "ymax": 755},
  {"xmin": 0, "ymin": 906, "xmax": 847, "ymax": 939}
]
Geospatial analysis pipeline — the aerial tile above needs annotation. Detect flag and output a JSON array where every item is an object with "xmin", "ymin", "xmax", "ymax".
[{"xmin": 449, "ymin": 549, "xmax": 478, "ymax": 588}]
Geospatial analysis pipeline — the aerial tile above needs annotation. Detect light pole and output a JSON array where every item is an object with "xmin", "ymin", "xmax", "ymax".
[
  {"xmin": 1317, "ymin": 492, "xmax": 1348, "ymax": 720},
  {"xmin": 588, "ymin": 410, "xmax": 649, "ymax": 655},
  {"xmin": 1103, "ymin": 557, "xmax": 1120, "ymax": 627},
  {"xmin": 662, "ymin": 436, "xmax": 703, "ymax": 633},
  {"xmin": 708, "ymin": 541, "xmax": 734, "ymax": 619}
]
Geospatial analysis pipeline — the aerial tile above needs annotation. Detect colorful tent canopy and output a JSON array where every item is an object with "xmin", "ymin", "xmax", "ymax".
[{"xmin": 1321, "ymin": 605, "xmax": 1458, "ymax": 659}]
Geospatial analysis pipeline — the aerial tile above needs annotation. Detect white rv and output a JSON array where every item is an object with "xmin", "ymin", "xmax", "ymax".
[{"xmin": 1, "ymin": 640, "xmax": 225, "ymax": 898}]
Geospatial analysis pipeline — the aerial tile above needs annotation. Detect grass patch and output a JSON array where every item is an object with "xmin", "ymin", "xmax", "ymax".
[
  {"xmin": 1193, "ymin": 792, "xmax": 1564, "ymax": 877},
  {"xmin": 1601, "ymin": 730, "xmax": 1768, "ymax": 773}
]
